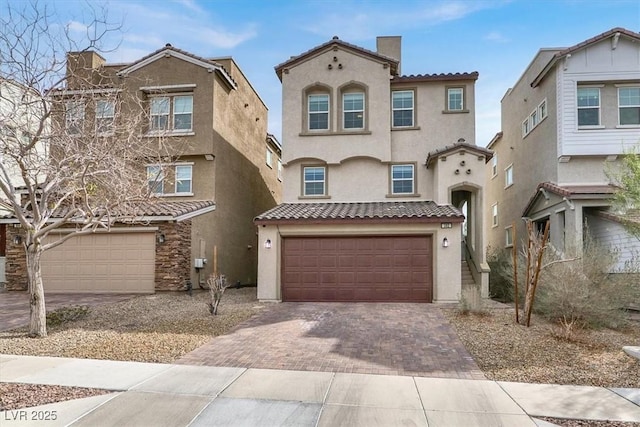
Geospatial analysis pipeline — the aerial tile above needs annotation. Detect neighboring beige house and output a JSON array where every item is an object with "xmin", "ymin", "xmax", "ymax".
[
  {"xmin": 3, "ymin": 45, "xmax": 281, "ymax": 292},
  {"xmin": 256, "ymin": 36, "xmax": 492, "ymax": 303},
  {"xmin": 486, "ymin": 28, "xmax": 640, "ymax": 269}
]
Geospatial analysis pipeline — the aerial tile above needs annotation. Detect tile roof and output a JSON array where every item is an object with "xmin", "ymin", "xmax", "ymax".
[
  {"xmin": 425, "ymin": 141, "xmax": 493, "ymax": 168},
  {"xmin": 255, "ymin": 201, "xmax": 463, "ymax": 224},
  {"xmin": 0, "ymin": 200, "xmax": 215, "ymax": 222},
  {"xmin": 531, "ymin": 27, "xmax": 640, "ymax": 87},
  {"xmin": 274, "ymin": 36, "xmax": 399, "ymax": 81},
  {"xmin": 392, "ymin": 72, "xmax": 479, "ymax": 83}
]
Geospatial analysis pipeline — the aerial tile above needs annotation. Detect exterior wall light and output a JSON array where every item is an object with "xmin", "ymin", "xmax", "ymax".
[
  {"xmin": 157, "ymin": 233, "xmax": 165, "ymax": 244},
  {"xmin": 442, "ymin": 237, "xmax": 449, "ymax": 248},
  {"xmin": 264, "ymin": 239, "xmax": 272, "ymax": 249},
  {"xmin": 13, "ymin": 235, "xmax": 22, "ymax": 245}
]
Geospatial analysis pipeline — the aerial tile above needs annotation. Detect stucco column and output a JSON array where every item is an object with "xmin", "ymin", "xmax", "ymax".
[{"xmin": 257, "ymin": 225, "xmax": 281, "ymax": 302}]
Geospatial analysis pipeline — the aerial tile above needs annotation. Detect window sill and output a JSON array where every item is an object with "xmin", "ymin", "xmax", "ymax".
[
  {"xmin": 492, "ymin": 224, "xmax": 498, "ymax": 229},
  {"xmin": 616, "ymin": 124, "xmax": 640, "ymax": 129},
  {"xmin": 298, "ymin": 195, "xmax": 331, "ymax": 200},
  {"xmin": 504, "ymin": 183, "xmax": 513, "ymax": 190},
  {"xmin": 442, "ymin": 109, "xmax": 469, "ymax": 114},
  {"xmin": 266, "ymin": 163, "xmax": 273, "ymax": 169},
  {"xmin": 491, "ymin": 174, "xmax": 497, "ymax": 180},
  {"xmin": 299, "ymin": 130, "xmax": 331, "ymax": 136},
  {"xmin": 577, "ymin": 125, "xmax": 604, "ymax": 130},
  {"xmin": 385, "ymin": 193, "xmax": 421, "ymax": 198},
  {"xmin": 154, "ymin": 192, "xmax": 194, "ymax": 197},
  {"xmin": 299, "ymin": 130, "xmax": 372, "ymax": 136},
  {"xmin": 145, "ymin": 130, "xmax": 195, "ymax": 137},
  {"xmin": 391, "ymin": 126, "xmax": 421, "ymax": 131}
]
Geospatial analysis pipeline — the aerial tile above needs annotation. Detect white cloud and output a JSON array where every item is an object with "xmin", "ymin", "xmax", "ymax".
[
  {"xmin": 66, "ymin": 20, "xmax": 88, "ymax": 33},
  {"xmin": 199, "ymin": 24, "xmax": 258, "ymax": 50},
  {"xmin": 484, "ymin": 31, "xmax": 509, "ymax": 43}
]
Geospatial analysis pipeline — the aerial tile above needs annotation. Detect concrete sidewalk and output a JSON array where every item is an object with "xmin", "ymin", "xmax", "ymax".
[{"xmin": 1, "ymin": 354, "xmax": 639, "ymax": 427}]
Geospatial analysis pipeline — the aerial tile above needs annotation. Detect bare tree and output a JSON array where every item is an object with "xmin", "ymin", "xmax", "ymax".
[
  {"xmin": 207, "ymin": 274, "xmax": 230, "ymax": 316},
  {"xmin": 0, "ymin": 1, "xmax": 177, "ymax": 337}
]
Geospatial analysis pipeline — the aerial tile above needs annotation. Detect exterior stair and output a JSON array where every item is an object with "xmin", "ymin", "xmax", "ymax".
[{"xmin": 461, "ymin": 260, "xmax": 481, "ymax": 308}]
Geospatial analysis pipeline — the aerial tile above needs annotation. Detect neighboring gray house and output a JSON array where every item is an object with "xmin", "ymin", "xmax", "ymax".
[
  {"xmin": 486, "ymin": 27, "xmax": 640, "ymax": 267},
  {"xmin": 256, "ymin": 36, "xmax": 492, "ymax": 303}
]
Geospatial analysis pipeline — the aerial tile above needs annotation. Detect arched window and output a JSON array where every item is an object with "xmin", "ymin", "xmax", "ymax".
[
  {"xmin": 303, "ymin": 83, "xmax": 332, "ymax": 132},
  {"xmin": 339, "ymin": 82, "xmax": 368, "ymax": 131}
]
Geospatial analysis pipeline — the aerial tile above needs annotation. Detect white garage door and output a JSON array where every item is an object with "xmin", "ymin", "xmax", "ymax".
[{"xmin": 42, "ymin": 231, "xmax": 156, "ymax": 293}]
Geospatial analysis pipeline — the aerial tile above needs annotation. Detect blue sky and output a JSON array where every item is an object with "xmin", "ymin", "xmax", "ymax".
[{"xmin": 44, "ymin": 0, "xmax": 640, "ymax": 146}]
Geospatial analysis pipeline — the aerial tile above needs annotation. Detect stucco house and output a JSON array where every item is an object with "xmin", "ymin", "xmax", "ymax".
[
  {"xmin": 255, "ymin": 36, "xmax": 492, "ymax": 303},
  {"xmin": 486, "ymin": 28, "xmax": 640, "ymax": 270},
  {"xmin": 3, "ymin": 45, "xmax": 281, "ymax": 292}
]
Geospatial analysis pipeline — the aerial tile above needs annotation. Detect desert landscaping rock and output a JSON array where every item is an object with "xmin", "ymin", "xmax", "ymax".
[{"xmin": 1, "ymin": 291, "xmax": 639, "ymax": 415}]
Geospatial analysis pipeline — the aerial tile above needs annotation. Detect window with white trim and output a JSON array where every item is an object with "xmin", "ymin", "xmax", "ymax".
[
  {"xmin": 577, "ymin": 87, "xmax": 600, "ymax": 126},
  {"xmin": 505, "ymin": 164, "xmax": 513, "ymax": 188},
  {"xmin": 147, "ymin": 165, "xmax": 164, "ymax": 194},
  {"xmin": 150, "ymin": 94, "xmax": 193, "ymax": 131},
  {"xmin": 303, "ymin": 166, "xmax": 326, "ymax": 196},
  {"xmin": 538, "ymin": 99, "xmax": 547, "ymax": 120},
  {"xmin": 175, "ymin": 165, "xmax": 192, "ymax": 193},
  {"xmin": 266, "ymin": 148, "xmax": 273, "ymax": 168},
  {"xmin": 96, "ymin": 99, "xmax": 115, "ymax": 134},
  {"xmin": 392, "ymin": 90, "xmax": 414, "ymax": 127},
  {"xmin": 277, "ymin": 160, "xmax": 283, "ymax": 181},
  {"xmin": 492, "ymin": 203, "xmax": 498, "ymax": 227},
  {"xmin": 146, "ymin": 164, "xmax": 193, "ymax": 195},
  {"xmin": 447, "ymin": 87, "xmax": 464, "ymax": 111},
  {"xmin": 343, "ymin": 92, "xmax": 364, "ymax": 129},
  {"xmin": 308, "ymin": 94, "xmax": 329, "ymax": 130},
  {"xmin": 491, "ymin": 155, "xmax": 498, "ymax": 178},
  {"xmin": 530, "ymin": 109, "xmax": 538, "ymax": 128},
  {"xmin": 505, "ymin": 226, "xmax": 513, "ymax": 247},
  {"xmin": 65, "ymin": 101, "xmax": 85, "ymax": 135},
  {"xmin": 522, "ymin": 118, "xmax": 530, "ymax": 137},
  {"xmin": 619, "ymin": 87, "xmax": 640, "ymax": 126},
  {"xmin": 391, "ymin": 164, "xmax": 415, "ymax": 194}
]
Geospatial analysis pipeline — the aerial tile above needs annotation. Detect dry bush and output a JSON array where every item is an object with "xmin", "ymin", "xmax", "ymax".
[
  {"xmin": 535, "ymin": 235, "xmax": 639, "ymax": 333},
  {"xmin": 487, "ymin": 246, "xmax": 514, "ymax": 303},
  {"xmin": 207, "ymin": 274, "xmax": 230, "ymax": 316}
]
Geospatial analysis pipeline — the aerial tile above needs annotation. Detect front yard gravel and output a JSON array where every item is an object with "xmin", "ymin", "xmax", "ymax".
[{"xmin": 2, "ymin": 292, "xmax": 639, "ymax": 420}]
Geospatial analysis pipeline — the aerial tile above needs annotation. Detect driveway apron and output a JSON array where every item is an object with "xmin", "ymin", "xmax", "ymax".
[{"xmin": 178, "ymin": 302, "xmax": 484, "ymax": 379}]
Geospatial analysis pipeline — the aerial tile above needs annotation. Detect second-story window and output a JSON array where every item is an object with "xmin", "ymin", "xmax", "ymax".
[
  {"xmin": 277, "ymin": 160, "xmax": 283, "ymax": 181},
  {"xmin": 308, "ymin": 94, "xmax": 329, "ymax": 130},
  {"xmin": 65, "ymin": 101, "xmax": 85, "ymax": 135},
  {"xmin": 577, "ymin": 87, "xmax": 600, "ymax": 127},
  {"xmin": 491, "ymin": 155, "xmax": 498, "ymax": 178},
  {"xmin": 150, "ymin": 95, "xmax": 193, "ymax": 132},
  {"xmin": 391, "ymin": 164, "xmax": 415, "ymax": 195},
  {"xmin": 392, "ymin": 90, "xmax": 414, "ymax": 127},
  {"xmin": 619, "ymin": 87, "xmax": 640, "ymax": 126},
  {"xmin": 447, "ymin": 87, "xmax": 464, "ymax": 111},
  {"xmin": 147, "ymin": 164, "xmax": 193, "ymax": 195},
  {"xmin": 492, "ymin": 203, "xmax": 498, "ymax": 227},
  {"xmin": 303, "ymin": 166, "xmax": 326, "ymax": 196},
  {"xmin": 343, "ymin": 92, "xmax": 364, "ymax": 129},
  {"xmin": 96, "ymin": 99, "xmax": 115, "ymax": 134}
]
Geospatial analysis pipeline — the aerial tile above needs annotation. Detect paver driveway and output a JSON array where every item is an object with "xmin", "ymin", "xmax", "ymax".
[{"xmin": 178, "ymin": 302, "xmax": 484, "ymax": 380}]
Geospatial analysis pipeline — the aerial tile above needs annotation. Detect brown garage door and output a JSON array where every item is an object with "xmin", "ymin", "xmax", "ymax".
[
  {"xmin": 41, "ymin": 232, "xmax": 156, "ymax": 293},
  {"xmin": 282, "ymin": 236, "xmax": 432, "ymax": 302}
]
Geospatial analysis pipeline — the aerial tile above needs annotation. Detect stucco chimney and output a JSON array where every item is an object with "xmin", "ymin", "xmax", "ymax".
[
  {"xmin": 66, "ymin": 51, "xmax": 106, "ymax": 87},
  {"xmin": 376, "ymin": 36, "xmax": 401, "ymax": 75}
]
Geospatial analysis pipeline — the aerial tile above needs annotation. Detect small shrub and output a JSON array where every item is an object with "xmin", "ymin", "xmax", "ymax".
[
  {"xmin": 207, "ymin": 274, "xmax": 230, "ymax": 315},
  {"xmin": 534, "ymin": 235, "xmax": 639, "ymax": 332},
  {"xmin": 46, "ymin": 305, "xmax": 89, "ymax": 326},
  {"xmin": 487, "ymin": 246, "xmax": 514, "ymax": 302}
]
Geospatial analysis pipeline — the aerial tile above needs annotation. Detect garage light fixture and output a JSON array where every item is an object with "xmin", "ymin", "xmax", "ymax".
[
  {"xmin": 442, "ymin": 237, "xmax": 449, "ymax": 248},
  {"xmin": 13, "ymin": 235, "xmax": 22, "ymax": 245},
  {"xmin": 157, "ymin": 233, "xmax": 166, "ymax": 244},
  {"xmin": 264, "ymin": 239, "xmax": 272, "ymax": 249}
]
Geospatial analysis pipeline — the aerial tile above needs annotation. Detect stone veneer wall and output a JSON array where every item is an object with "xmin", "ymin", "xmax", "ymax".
[
  {"xmin": 4, "ymin": 220, "xmax": 192, "ymax": 292},
  {"xmin": 5, "ymin": 226, "xmax": 27, "ymax": 291},
  {"xmin": 155, "ymin": 220, "xmax": 192, "ymax": 291}
]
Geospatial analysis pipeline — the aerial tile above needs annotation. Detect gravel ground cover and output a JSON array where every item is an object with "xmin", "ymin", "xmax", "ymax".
[
  {"xmin": 443, "ymin": 308, "xmax": 640, "ymax": 388},
  {"xmin": 1, "ymin": 292, "xmax": 639, "ymax": 424},
  {"xmin": 1, "ymin": 287, "xmax": 263, "ymax": 410}
]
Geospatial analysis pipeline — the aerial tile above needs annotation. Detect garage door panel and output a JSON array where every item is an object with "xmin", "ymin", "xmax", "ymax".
[
  {"xmin": 282, "ymin": 236, "xmax": 432, "ymax": 302},
  {"xmin": 42, "ymin": 232, "xmax": 155, "ymax": 293}
]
